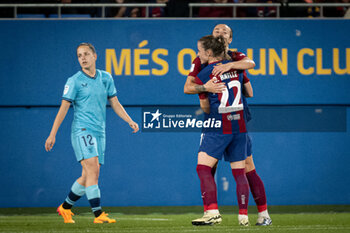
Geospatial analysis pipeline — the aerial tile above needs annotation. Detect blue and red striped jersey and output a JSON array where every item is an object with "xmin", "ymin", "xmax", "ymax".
[{"xmin": 195, "ymin": 60, "xmax": 247, "ymax": 134}]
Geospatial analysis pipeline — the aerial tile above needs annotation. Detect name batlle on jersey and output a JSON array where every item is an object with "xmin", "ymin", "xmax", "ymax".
[{"xmin": 214, "ymin": 70, "xmax": 238, "ymax": 83}]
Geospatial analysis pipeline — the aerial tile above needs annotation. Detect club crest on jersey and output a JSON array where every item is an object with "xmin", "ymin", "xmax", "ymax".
[{"xmin": 102, "ymin": 80, "xmax": 107, "ymax": 88}]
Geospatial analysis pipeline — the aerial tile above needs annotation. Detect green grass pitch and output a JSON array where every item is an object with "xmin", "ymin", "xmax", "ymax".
[{"xmin": 0, "ymin": 205, "xmax": 349, "ymax": 233}]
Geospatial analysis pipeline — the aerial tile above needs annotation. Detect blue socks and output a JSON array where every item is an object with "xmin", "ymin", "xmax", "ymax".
[
  {"xmin": 63, "ymin": 181, "xmax": 85, "ymax": 209},
  {"xmin": 62, "ymin": 182, "xmax": 102, "ymax": 217},
  {"xmin": 86, "ymin": 185, "xmax": 102, "ymax": 217}
]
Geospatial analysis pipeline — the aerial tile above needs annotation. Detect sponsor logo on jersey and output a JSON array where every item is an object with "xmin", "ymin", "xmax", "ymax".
[
  {"xmin": 227, "ymin": 114, "xmax": 240, "ymax": 121},
  {"xmin": 64, "ymin": 85, "xmax": 69, "ymax": 95}
]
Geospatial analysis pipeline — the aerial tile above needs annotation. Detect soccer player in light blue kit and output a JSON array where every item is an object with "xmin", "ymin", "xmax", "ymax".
[{"xmin": 45, "ymin": 43, "xmax": 139, "ymax": 224}]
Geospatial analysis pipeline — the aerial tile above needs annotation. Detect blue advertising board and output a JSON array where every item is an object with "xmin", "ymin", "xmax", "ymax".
[{"xmin": 0, "ymin": 19, "xmax": 349, "ymax": 106}]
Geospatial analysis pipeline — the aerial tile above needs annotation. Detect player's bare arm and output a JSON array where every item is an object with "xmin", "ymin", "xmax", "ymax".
[
  {"xmin": 184, "ymin": 76, "xmax": 226, "ymax": 94},
  {"xmin": 109, "ymin": 96, "xmax": 139, "ymax": 133},
  {"xmin": 212, "ymin": 57, "xmax": 256, "ymax": 77},
  {"xmin": 45, "ymin": 100, "xmax": 71, "ymax": 152},
  {"xmin": 243, "ymin": 81, "xmax": 253, "ymax": 98},
  {"xmin": 199, "ymin": 97, "xmax": 210, "ymax": 114}
]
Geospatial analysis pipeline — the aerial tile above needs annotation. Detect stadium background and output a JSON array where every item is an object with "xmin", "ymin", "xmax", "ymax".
[{"xmin": 0, "ymin": 19, "xmax": 349, "ymax": 208}]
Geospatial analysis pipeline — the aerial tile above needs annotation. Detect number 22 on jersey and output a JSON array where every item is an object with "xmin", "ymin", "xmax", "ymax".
[{"xmin": 218, "ymin": 80, "xmax": 244, "ymax": 114}]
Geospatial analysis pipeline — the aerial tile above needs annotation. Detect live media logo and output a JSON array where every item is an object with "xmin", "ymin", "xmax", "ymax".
[{"xmin": 142, "ymin": 107, "xmax": 221, "ymax": 132}]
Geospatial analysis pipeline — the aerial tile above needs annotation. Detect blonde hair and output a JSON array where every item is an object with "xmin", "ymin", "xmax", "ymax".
[{"xmin": 77, "ymin": 43, "xmax": 96, "ymax": 54}]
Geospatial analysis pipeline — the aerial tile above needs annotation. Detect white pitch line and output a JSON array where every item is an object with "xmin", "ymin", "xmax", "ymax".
[
  {"xmin": 117, "ymin": 217, "xmax": 171, "ymax": 221},
  {"xmin": 274, "ymin": 225, "xmax": 350, "ymax": 228}
]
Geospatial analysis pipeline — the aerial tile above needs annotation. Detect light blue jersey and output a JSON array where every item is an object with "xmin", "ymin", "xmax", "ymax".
[{"xmin": 62, "ymin": 69, "xmax": 117, "ymax": 136}]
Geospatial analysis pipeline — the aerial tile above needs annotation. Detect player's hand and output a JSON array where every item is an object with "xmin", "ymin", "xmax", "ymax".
[
  {"xmin": 129, "ymin": 121, "xmax": 139, "ymax": 133},
  {"xmin": 45, "ymin": 135, "xmax": 56, "ymax": 152},
  {"xmin": 212, "ymin": 62, "xmax": 233, "ymax": 77},
  {"xmin": 203, "ymin": 79, "xmax": 226, "ymax": 93}
]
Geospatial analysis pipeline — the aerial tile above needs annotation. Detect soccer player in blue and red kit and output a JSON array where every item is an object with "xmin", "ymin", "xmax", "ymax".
[
  {"xmin": 191, "ymin": 35, "xmax": 253, "ymax": 226},
  {"xmin": 185, "ymin": 24, "xmax": 271, "ymax": 226},
  {"xmin": 45, "ymin": 43, "xmax": 139, "ymax": 224}
]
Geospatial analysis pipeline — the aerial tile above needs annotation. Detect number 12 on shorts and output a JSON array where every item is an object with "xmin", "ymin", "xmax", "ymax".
[{"xmin": 81, "ymin": 134, "xmax": 95, "ymax": 147}]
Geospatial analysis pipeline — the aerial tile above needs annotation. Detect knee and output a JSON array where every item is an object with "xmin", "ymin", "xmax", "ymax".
[
  {"xmin": 85, "ymin": 168, "xmax": 99, "ymax": 180},
  {"xmin": 78, "ymin": 175, "xmax": 86, "ymax": 183},
  {"xmin": 245, "ymin": 157, "xmax": 255, "ymax": 172},
  {"xmin": 245, "ymin": 165, "xmax": 255, "ymax": 173}
]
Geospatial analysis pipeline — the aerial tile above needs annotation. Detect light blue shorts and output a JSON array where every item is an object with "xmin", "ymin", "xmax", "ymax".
[{"xmin": 71, "ymin": 130, "xmax": 106, "ymax": 165}]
